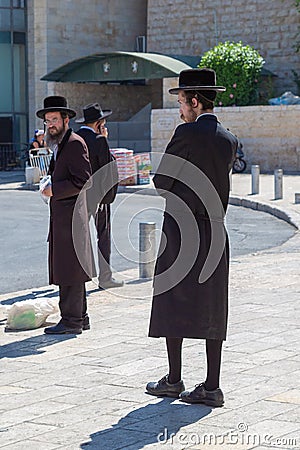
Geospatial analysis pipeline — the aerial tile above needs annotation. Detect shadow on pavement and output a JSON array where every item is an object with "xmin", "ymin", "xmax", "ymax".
[
  {"xmin": 0, "ymin": 332, "xmax": 76, "ymax": 358},
  {"xmin": 0, "ymin": 288, "xmax": 57, "ymax": 305},
  {"xmin": 80, "ymin": 398, "xmax": 211, "ymax": 449},
  {"xmin": 125, "ymin": 279, "xmax": 152, "ymax": 285}
]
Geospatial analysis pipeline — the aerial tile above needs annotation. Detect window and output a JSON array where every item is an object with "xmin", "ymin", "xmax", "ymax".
[
  {"xmin": 13, "ymin": 8, "xmax": 25, "ymax": 29},
  {"xmin": 0, "ymin": 1, "xmax": 10, "ymax": 7},
  {"xmin": 0, "ymin": 0, "xmax": 28, "ymax": 150},
  {"xmin": 13, "ymin": 0, "xmax": 25, "ymax": 8},
  {"xmin": 0, "ymin": 9, "xmax": 10, "ymax": 29}
]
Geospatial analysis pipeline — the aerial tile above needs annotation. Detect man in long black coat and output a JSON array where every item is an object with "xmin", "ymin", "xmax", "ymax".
[
  {"xmin": 37, "ymin": 96, "xmax": 93, "ymax": 335},
  {"xmin": 146, "ymin": 69, "xmax": 237, "ymax": 406},
  {"xmin": 76, "ymin": 103, "xmax": 123, "ymax": 290}
]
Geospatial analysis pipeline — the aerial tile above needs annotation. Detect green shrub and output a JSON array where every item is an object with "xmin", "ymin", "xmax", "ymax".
[{"xmin": 198, "ymin": 41, "xmax": 265, "ymax": 106}]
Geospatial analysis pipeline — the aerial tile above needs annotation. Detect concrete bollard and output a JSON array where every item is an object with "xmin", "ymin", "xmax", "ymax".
[
  {"xmin": 251, "ymin": 164, "xmax": 260, "ymax": 194},
  {"xmin": 274, "ymin": 169, "xmax": 283, "ymax": 199},
  {"xmin": 295, "ymin": 193, "xmax": 300, "ymax": 204},
  {"xmin": 139, "ymin": 222, "xmax": 156, "ymax": 279}
]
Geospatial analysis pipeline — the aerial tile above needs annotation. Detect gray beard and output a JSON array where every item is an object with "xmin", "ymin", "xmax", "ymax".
[{"xmin": 45, "ymin": 129, "xmax": 66, "ymax": 151}]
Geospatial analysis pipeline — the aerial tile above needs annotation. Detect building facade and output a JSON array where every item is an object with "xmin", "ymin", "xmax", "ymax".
[
  {"xmin": 27, "ymin": 0, "xmax": 149, "ymax": 135},
  {"xmin": 147, "ymin": 0, "xmax": 300, "ymax": 95},
  {"xmin": 0, "ymin": 0, "xmax": 27, "ymax": 153},
  {"xmin": 0, "ymin": 0, "xmax": 299, "ymax": 165}
]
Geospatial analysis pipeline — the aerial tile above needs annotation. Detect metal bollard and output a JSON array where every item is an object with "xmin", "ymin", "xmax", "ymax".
[
  {"xmin": 139, "ymin": 222, "xmax": 156, "ymax": 279},
  {"xmin": 274, "ymin": 168, "xmax": 283, "ymax": 200},
  {"xmin": 295, "ymin": 193, "xmax": 300, "ymax": 204},
  {"xmin": 251, "ymin": 164, "xmax": 260, "ymax": 194}
]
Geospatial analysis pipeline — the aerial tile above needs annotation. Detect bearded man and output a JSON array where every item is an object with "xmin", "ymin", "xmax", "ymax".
[{"xmin": 37, "ymin": 96, "xmax": 93, "ymax": 334}]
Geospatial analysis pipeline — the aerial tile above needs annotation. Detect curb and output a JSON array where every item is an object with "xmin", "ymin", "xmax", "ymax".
[
  {"xmin": 2, "ymin": 180, "xmax": 299, "ymax": 230},
  {"xmin": 229, "ymin": 195, "xmax": 300, "ymax": 230},
  {"xmin": 118, "ymin": 185, "xmax": 157, "ymax": 196},
  {"xmin": 119, "ymin": 185, "xmax": 300, "ymax": 231}
]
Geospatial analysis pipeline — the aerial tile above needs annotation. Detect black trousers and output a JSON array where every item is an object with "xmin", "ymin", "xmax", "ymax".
[
  {"xmin": 59, "ymin": 284, "xmax": 87, "ymax": 329},
  {"xmin": 95, "ymin": 204, "xmax": 112, "ymax": 282}
]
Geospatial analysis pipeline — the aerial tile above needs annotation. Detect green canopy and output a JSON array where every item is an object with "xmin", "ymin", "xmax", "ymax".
[{"xmin": 41, "ymin": 51, "xmax": 192, "ymax": 83}]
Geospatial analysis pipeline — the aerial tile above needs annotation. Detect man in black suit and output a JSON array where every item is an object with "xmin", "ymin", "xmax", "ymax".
[
  {"xmin": 76, "ymin": 103, "xmax": 123, "ymax": 290},
  {"xmin": 146, "ymin": 69, "xmax": 237, "ymax": 406},
  {"xmin": 37, "ymin": 96, "xmax": 93, "ymax": 335}
]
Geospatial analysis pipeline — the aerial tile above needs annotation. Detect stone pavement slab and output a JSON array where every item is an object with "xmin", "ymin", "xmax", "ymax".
[
  {"xmin": 0, "ymin": 171, "xmax": 299, "ymax": 449},
  {"xmin": 0, "ymin": 251, "xmax": 299, "ymax": 449}
]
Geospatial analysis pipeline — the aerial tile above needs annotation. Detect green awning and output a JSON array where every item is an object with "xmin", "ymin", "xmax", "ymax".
[{"xmin": 41, "ymin": 51, "xmax": 192, "ymax": 83}]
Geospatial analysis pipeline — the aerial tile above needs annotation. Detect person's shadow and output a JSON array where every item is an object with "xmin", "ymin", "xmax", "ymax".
[
  {"xmin": 80, "ymin": 397, "xmax": 211, "ymax": 449},
  {"xmin": 0, "ymin": 288, "xmax": 57, "ymax": 306},
  {"xmin": 0, "ymin": 332, "xmax": 75, "ymax": 359}
]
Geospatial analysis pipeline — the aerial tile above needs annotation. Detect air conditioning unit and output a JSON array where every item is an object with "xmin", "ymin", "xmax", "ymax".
[{"xmin": 136, "ymin": 35, "xmax": 146, "ymax": 53}]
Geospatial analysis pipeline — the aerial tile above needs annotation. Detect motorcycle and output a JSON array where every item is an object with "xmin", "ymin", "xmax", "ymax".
[{"xmin": 232, "ymin": 141, "xmax": 247, "ymax": 173}]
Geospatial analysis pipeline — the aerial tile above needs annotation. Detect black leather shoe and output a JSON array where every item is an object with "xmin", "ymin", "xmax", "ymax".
[
  {"xmin": 82, "ymin": 316, "xmax": 90, "ymax": 331},
  {"xmin": 98, "ymin": 278, "xmax": 124, "ymax": 289},
  {"xmin": 44, "ymin": 322, "xmax": 82, "ymax": 335},
  {"xmin": 146, "ymin": 375, "xmax": 185, "ymax": 398},
  {"xmin": 180, "ymin": 383, "xmax": 224, "ymax": 407}
]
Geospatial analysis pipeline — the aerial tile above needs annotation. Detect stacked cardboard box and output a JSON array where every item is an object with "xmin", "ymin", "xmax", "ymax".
[
  {"xmin": 111, "ymin": 148, "xmax": 137, "ymax": 185},
  {"xmin": 133, "ymin": 153, "xmax": 152, "ymax": 185}
]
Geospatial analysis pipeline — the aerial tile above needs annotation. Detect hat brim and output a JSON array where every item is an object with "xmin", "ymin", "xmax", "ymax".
[
  {"xmin": 36, "ymin": 107, "xmax": 77, "ymax": 119},
  {"xmin": 75, "ymin": 109, "xmax": 112, "ymax": 124},
  {"xmin": 169, "ymin": 85, "xmax": 226, "ymax": 95}
]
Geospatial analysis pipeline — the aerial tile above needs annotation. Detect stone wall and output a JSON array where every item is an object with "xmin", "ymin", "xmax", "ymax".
[
  {"xmin": 46, "ymin": 0, "xmax": 147, "ymax": 72},
  {"xmin": 29, "ymin": 0, "xmax": 147, "ymax": 131},
  {"xmin": 27, "ymin": 0, "xmax": 48, "ymax": 135},
  {"xmin": 50, "ymin": 79, "xmax": 162, "ymax": 123},
  {"xmin": 147, "ymin": 0, "xmax": 300, "ymax": 95},
  {"xmin": 151, "ymin": 105, "xmax": 300, "ymax": 173}
]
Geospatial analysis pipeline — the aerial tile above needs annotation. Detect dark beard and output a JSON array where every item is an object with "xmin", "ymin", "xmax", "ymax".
[{"xmin": 45, "ymin": 128, "xmax": 66, "ymax": 150}]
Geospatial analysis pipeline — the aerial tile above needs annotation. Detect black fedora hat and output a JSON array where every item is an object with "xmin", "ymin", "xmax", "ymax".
[
  {"xmin": 169, "ymin": 68, "xmax": 226, "ymax": 94},
  {"xmin": 75, "ymin": 103, "xmax": 112, "ymax": 124},
  {"xmin": 36, "ymin": 95, "xmax": 76, "ymax": 119}
]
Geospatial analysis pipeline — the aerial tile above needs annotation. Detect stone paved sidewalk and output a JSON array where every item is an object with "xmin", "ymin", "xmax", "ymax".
[{"xmin": 0, "ymin": 171, "xmax": 299, "ymax": 449}]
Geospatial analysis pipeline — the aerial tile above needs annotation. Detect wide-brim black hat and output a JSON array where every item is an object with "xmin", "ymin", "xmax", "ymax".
[
  {"xmin": 36, "ymin": 96, "xmax": 76, "ymax": 119},
  {"xmin": 169, "ymin": 68, "xmax": 226, "ymax": 94},
  {"xmin": 75, "ymin": 103, "xmax": 112, "ymax": 123}
]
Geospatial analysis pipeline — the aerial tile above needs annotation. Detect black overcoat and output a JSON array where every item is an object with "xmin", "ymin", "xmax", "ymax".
[
  {"xmin": 76, "ymin": 128, "xmax": 118, "ymax": 206},
  {"xmin": 48, "ymin": 129, "xmax": 93, "ymax": 285},
  {"xmin": 148, "ymin": 114, "xmax": 237, "ymax": 340}
]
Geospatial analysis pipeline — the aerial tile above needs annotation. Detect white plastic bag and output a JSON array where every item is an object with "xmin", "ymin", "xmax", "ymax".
[
  {"xmin": 4, "ymin": 298, "xmax": 59, "ymax": 331},
  {"xmin": 39, "ymin": 175, "xmax": 52, "ymax": 204}
]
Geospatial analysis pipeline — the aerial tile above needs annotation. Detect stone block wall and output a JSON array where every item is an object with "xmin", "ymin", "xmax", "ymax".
[
  {"xmin": 28, "ymin": 0, "xmax": 147, "ymax": 133},
  {"xmin": 27, "ymin": 0, "xmax": 48, "ymax": 136},
  {"xmin": 147, "ymin": 0, "xmax": 300, "ymax": 95},
  {"xmin": 46, "ymin": 0, "xmax": 147, "ymax": 72},
  {"xmin": 50, "ymin": 79, "xmax": 162, "ymax": 123},
  {"xmin": 151, "ymin": 105, "xmax": 300, "ymax": 173}
]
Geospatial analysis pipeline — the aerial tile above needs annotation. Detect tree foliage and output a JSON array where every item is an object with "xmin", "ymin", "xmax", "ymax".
[{"xmin": 198, "ymin": 41, "xmax": 265, "ymax": 106}]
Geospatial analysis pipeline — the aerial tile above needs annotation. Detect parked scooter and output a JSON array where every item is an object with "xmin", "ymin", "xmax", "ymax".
[{"xmin": 233, "ymin": 140, "xmax": 247, "ymax": 173}]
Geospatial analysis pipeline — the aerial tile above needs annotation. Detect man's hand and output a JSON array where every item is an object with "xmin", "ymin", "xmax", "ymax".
[{"xmin": 42, "ymin": 185, "xmax": 53, "ymax": 197}]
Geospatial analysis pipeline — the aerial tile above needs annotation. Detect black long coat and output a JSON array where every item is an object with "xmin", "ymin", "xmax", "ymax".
[
  {"xmin": 48, "ymin": 129, "xmax": 93, "ymax": 286},
  {"xmin": 148, "ymin": 115, "xmax": 237, "ymax": 340},
  {"xmin": 76, "ymin": 128, "xmax": 118, "ymax": 206}
]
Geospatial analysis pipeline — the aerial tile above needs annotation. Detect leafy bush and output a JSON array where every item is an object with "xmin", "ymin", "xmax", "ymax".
[{"xmin": 198, "ymin": 41, "xmax": 265, "ymax": 106}]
